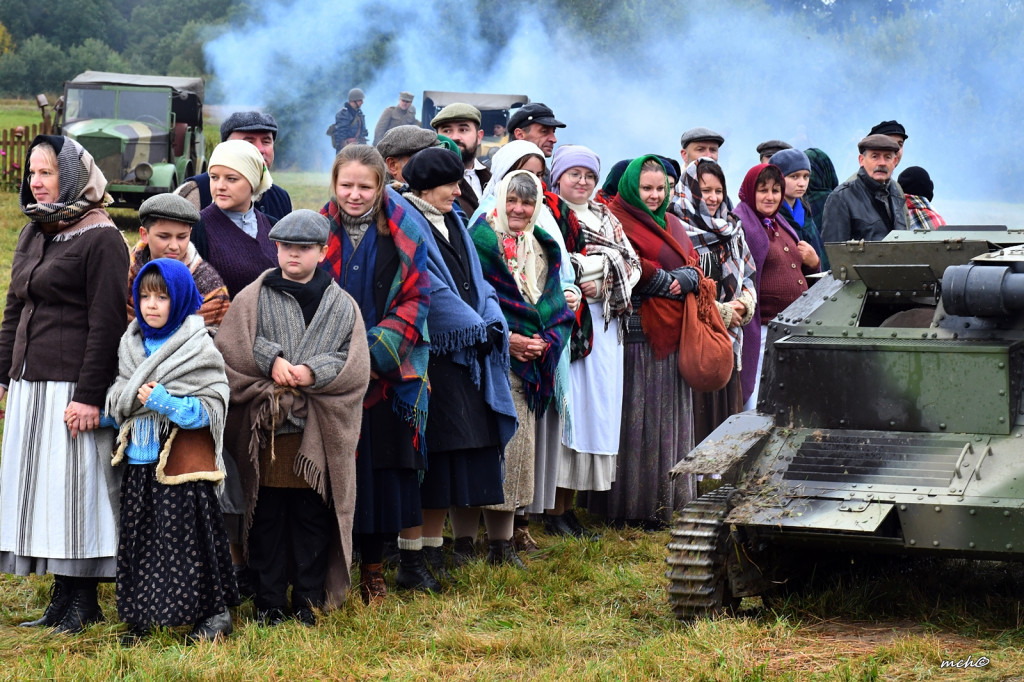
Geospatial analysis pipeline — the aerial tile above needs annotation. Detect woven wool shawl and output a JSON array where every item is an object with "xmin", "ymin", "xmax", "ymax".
[
  {"xmin": 565, "ymin": 198, "xmax": 638, "ymax": 328},
  {"xmin": 105, "ymin": 315, "xmax": 229, "ymax": 482},
  {"xmin": 321, "ymin": 187, "xmax": 431, "ymax": 453},
  {"xmin": 216, "ymin": 272, "xmax": 370, "ymax": 607}
]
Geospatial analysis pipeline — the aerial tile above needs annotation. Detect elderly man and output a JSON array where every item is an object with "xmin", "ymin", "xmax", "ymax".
[
  {"xmin": 508, "ymin": 102, "xmax": 565, "ymax": 158},
  {"xmin": 870, "ymin": 120, "xmax": 907, "ymax": 167},
  {"xmin": 672, "ymin": 127, "xmax": 728, "ymax": 207},
  {"xmin": 430, "ymin": 102, "xmax": 491, "ymax": 215},
  {"xmin": 373, "ymin": 91, "xmax": 418, "ymax": 145},
  {"xmin": 376, "ymin": 125, "xmax": 438, "ymax": 184},
  {"xmin": 821, "ymin": 134, "xmax": 908, "ymax": 243},
  {"xmin": 332, "ymin": 88, "xmax": 368, "ymax": 152},
  {"xmin": 179, "ymin": 111, "xmax": 293, "ymax": 222},
  {"xmin": 756, "ymin": 139, "xmax": 792, "ymax": 164}
]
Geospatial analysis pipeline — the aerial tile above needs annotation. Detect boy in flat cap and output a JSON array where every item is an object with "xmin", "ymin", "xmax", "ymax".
[
  {"xmin": 128, "ymin": 193, "xmax": 231, "ymax": 332},
  {"xmin": 216, "ymin": 209, "xmax": 370, "ymax": 624},
  {"xmin": 373, "ymin": 91, "xmax": 419, "ymax": 146},
  {"xmin": 821, "ymin": 135, "xmax": 908, "ymax": 244}
]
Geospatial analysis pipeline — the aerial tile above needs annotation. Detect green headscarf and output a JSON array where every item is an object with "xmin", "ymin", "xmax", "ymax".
[
  {"xmin": 436, "ymin": 134, "xmax": 461, "ymax": 157},
  {"xmin": 617, "ymin": 154, "xmax": 671, "ymax": 229}
]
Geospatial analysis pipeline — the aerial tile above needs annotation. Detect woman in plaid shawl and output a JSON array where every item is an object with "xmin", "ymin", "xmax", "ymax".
[
  {"xmin": 670, "ymin": 158, "xmax": 757, "ymax": 445},
  {"xmin": 319, "ymin": 145, "xmax": 432, "ymax": 602},
  {"xmin": 469, "ymin": 171, "xmax": 574, "ymax": 566}
]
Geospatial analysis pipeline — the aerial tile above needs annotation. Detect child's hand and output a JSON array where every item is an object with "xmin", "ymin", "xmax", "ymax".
[
  {"xmin": 290, "ymin": 364, "xmax": 314, "ymax": 387},
  {"xmin": 137, "ymin": 381, "xmax": 157, "ymax": 405},
  {"xmin": 272, "ymin": 357, "xmax": 297, "ymax": 386}
]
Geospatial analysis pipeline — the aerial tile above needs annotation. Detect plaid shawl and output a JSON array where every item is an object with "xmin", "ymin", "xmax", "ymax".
[
  {"xmin": 470, "ymin": 213, "xmax": 574, "ymax": 416},
  {"xmin": 805, "ymin": 148, "xmax": 838, "ymax": 229},
  {"xmin": 905, "ymin": 194, "xmax": 946, "ymax": 230},
  {"xmin": 544, "ymin": 187, "xmax": 594, "ymax": 359},
  {"xmin": 567, "ymin": 200, "xmax": 637, "ymax": 329},
  {"xmin": 320, "ymin": 188, "xmax": 431, "ymax": 452}
]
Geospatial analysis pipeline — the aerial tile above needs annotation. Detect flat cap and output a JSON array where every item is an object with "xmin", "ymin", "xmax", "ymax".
[
  {"xmin": 268, "ymin": 209, "xmax": 330, "ymax": 245},
  {"xmin": 869, "ymin": 120, "xmax": 907, "ymax": 140},
  {"xmin": 399, "ymin": 91, "xmax": 415, "ymax": 102},
  {"xmin": 348, "ymin": 88, "xmax": 365, "ymax": 101},
  {"xmin": 430, "ymin": 103, "xmax": 482, "ymax": 128},
  {"xmin": 138, "ymin": 192, "xmax": 200, "ymax": 226},
  {"xmin": 756, "ymin": 139, "xmax": 792, "ymax": 157},
  {"xmin": 403, "ymin": 146, "xmax": 465, "ymax": 192},
  {"xmin": 507, "ymin": 103, "xmax": 565, "ymax": 132},
  {"xmin": 858, "ymin": 134, "xmax": 901, "ymax": 153},
  {"xmin": 220, "ymin": 111, "xmax": 278, "ymax": 140},
  {"xmin": 679, "ymin": 126, "xmax": 724, "ymax": 148},
  {"xmin": 376, "ymin": 125, "xmax": 438, "ymax": 159}
]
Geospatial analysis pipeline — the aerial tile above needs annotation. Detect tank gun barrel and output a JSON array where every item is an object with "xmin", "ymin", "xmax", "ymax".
[{"xmin": 942, "ymin": 263, "xmax": 1024, "ymax": 317}]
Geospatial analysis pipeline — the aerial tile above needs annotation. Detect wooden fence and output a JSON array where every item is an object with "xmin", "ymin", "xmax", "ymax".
[{"xmin": 0, "ymin": 123, "xmax": 43, "ymax": 193}]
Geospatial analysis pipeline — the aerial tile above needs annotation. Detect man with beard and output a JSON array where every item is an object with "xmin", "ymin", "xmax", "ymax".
[
  {"xmin": 430, "ymin": 103, "xmax": 491, "ymax": 216},
  {"xmin": 507, "ymin": 103, "xmax": 565, "ymax": 158},
  {"xmin": 821, "ymin": 134, "xmax": 908, "ymax": 243}
]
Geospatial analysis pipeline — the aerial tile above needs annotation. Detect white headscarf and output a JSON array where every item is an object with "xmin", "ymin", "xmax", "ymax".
[
  {"xmin": 490, "ymin": 170, "xmax": 545, "ymax": 303},
  {"xmin": 208, "ymin": 139, "xmax": 274, "ymax": 200},
  {"xmin": 479, "ymin": 140, "xmax": 546, "ymax": 201}
]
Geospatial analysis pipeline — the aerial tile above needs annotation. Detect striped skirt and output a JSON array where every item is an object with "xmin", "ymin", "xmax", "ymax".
[{"xmin": 0, "ymin": 379, "xmax": 118, "ymax": 577}]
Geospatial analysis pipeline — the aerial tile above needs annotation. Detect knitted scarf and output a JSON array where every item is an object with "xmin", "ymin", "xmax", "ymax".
[
  {"xmin": 105, "ymin": 314, "xmax": 229, "ymax": 482},
  {"xmin": 470, "ymin": 210, "xmax": 574, "ymax": 416},
  {"xmin": 321, "ymin": 187, "xmax": 431, "ymax": 452},
  {"xmin": 20, "ymin": 135, "xmax": 113, "ymax": 227}
]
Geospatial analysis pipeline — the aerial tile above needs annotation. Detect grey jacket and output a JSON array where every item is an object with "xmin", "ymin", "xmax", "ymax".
[{"xmin": 821, "ymin": 167, "xmax": 908, "ymax": 243}]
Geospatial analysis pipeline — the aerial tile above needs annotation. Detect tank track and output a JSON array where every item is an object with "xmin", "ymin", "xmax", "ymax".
[{"xmin": 666, "ymin": 485, "xmax": 737, "ymax": 619}]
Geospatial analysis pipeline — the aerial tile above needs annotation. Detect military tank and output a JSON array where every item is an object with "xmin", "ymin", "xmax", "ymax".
[{"xmin": 666, "ymin": 227, "xmax": 1024, "ymax": 619}]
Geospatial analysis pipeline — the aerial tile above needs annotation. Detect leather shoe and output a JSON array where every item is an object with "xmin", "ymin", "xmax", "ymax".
[
  {"xmin": 452, "ymin": 536, "xmax": 477, "ymax": 567},
  {"xmin": 563, "ymin": 510, "xmax": 600, "ymax": 541},
  {"xmin": 543, "ymin": 513, "xmax": 575, "ymax": 537},
  {"xmin": 486, "ymin": 539, "xmax": 526, "ymax": 570},
  {"xmin": 293, "ymin": 606, "xmax": 316, "ymax": 627},
  {"xmin": 395, "ymin": 549, "xmax": 442, "ymax": 593},
  {"xmin": 119, "ymin": 625, "xmax": 150, "ymax": 647},
  {"xmin": 256, "ymin": 607, "xmax": 287, "ymax": 627},
  {"xmin": 359, "ymin": 563, "xmax": 387, "ymax": 604},
  {"xmin": 512, "ymin": 526, "xmax": 539, "ymax": 553},
  {"xmin": 20, "ymin": 575, "xmax": 71, "ymax": 628},
  {"xmin": 422, "ymin": 545, "xmax": 453, "ymax": 584},
  {"xmin": 187, "ymin": 607, "xmax": 233, "ymax": 643},
  {"xmin": 54, "ymin": 580, "xmax": 103, "ymax": 634}
]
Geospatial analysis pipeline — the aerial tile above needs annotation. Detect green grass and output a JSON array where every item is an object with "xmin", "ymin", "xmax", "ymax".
[{"xmin": 0, "ymin": 98, "xmax": 48, "ymax": 132}]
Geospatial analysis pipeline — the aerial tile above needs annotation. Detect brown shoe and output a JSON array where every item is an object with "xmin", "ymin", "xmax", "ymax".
[
  {"xmin": 359, "ymin": 563, "xmax": 387, "ymax": 604},
  {"xmin": 512, "ymin": 526, "xmax": 539, "ymax": 553}
]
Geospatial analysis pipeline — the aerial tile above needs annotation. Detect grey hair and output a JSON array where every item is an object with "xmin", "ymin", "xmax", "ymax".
[{"xmin": 506, "ymin": 173, "xmax": 539, "ymax": 203}]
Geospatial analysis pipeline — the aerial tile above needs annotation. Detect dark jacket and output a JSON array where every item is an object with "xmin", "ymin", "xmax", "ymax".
[
  {"xmin": 457, "ymin": 166, "xmax": 491, "ymax": 217},
  {"xmin": 821, "ymin": 167, "xmax": 908, "ymax": 243},
  {"xmin": 333, "ymin": 103, "xmax": 367, "ymax": 151},
  {"xmin": 0, "ymin": 219, "xmax": 129, "ymax": 405}
]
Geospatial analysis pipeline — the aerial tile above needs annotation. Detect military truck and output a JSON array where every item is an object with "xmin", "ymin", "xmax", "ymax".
[
  {"xmin": 54, "ymin": 71, "xmax": 205, "ymax": 207},
  {"xmin": 667, "ymin": 227, "xmax": 1024, "ymax": 619}
]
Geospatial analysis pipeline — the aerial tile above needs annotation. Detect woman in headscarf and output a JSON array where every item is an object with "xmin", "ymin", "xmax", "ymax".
[
  {"xmin": 0, "ymin": 135, "xmax": 129, "ymax": 633},
  {"xmin": 670, "ymin": 158, "xmax": 757, "ymax": 445},
  {"xmin": 188, "ymin": 139, "xmax": 277, "ymax": 299},
  {"xmin": 398, "ymin": 147, "xmax": 518, "ymax": 573},
  {"xmin": 734, "ymin": 164, "xmax": 820, "ymax": 412},
  {"xmin": 546, "ymin": 145, "xmax": 640, "ymax": 537},
  {"xmin": 588, "ymin": 155, "xmax": 702, "ymax": 527},
  {"xmin": 472, "ymin": 140, "xmax": 582, "ymax": 552},
  {"xmin": 468, "ymin": 170, "xmax": 575, "ymax": 564},
  {"xmin": 319, "ymin": 144, "xmax": 432, "ymax": 602},
  {"xmin": 804, "ymin": 148, "xmax": 839, "ymax": 270}
]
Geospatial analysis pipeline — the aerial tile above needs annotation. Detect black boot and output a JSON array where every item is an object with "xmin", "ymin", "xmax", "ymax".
[
  {"xmin": 119, "ymin": 624, "xmax": 150, "ymax": 647},
  {"xmin": 186, "ymin": 607, "xmax": 233, "ymax": 643},
  {"xmin": 563, "ymin": 510, "xmax": 599, "ymax": 541},
  {"xmin": 422, "ymin": 545, "xmax": 453, "ymax": 584},
  {"xmin": 55, "ymin": 578, "xmax": 103, "ymax": 634},
  {"xmin": 20, "ymin": 574, "xmax": 71, "ymax": 628},
  {"xmin": 452, "ymin": 536, "xmax": 478, "ymax": 567},
  {"xmin": 395, "ymin": 549, "xmax": 442, "ymax": 592},
  {"xmin": 543, "ymin": 513, "xmax": 575, "ymax": 538},
  {"xmin": 486, "ymin": 540, "xmax": 526, "ymax": 570}
]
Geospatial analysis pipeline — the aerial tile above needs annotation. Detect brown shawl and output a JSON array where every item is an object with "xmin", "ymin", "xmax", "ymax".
[{"xmin": 215, "ymin": 272, "xmax": 371, "ymax": 607}]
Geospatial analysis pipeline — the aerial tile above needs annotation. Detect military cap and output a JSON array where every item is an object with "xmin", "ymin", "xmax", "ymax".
[
  {"xmin": 430, "ymin": 103, "xmax": 482, "ymax": 129},
  {"xmin": 220, "ymin": 111, "xmax": 279, "ymax": 140},
  {"xmin": 268, "ymin": 209, "xmax": 330, "ymax": 245},
  {"xmin": 399, "ymin": 91, "xmax": 415, "ymax": 102},
  {"xmin": 138, "ymin": 192, "xmax": 200, "ymax": 226},
  {"xmin": 679, "ymin": 127, "xmax": 725, "ymax": 148},
  {"xmin": 869, "ymin": 120, "xmax": 907, "ymax": 140},
  {"xmin": 857, "ymin": 134, "xmax": 901, "ymax": 153},
  {"xmin": 507, "ymin": 103, "xmax": 565, "ymax": 132},
  {"xmin": 756, "ymin": 139, "xmax": 792, "ymax": 158},
  {"xmin": 376, "ymin": 125, "xmax": 438, "ymax": 159},
  {"xmin": 348, "ymin": 88, "xmax": 365, "ymax": 101}
]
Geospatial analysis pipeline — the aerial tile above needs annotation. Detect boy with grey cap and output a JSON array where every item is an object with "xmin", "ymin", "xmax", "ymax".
[
  {"xmin": 128, "ymin": 192, "xmax": 230, "ymax": 331},
  {"xmin": 373, "ymin": 91, "xmax": 419, "ymax": 146},
  {"xmin": 332, "ymin": 88, "xmax": 368, "ymax": 152},
  {"xmin": 376, "ymin": 125, "xmax": 439, "ymax": 183},
  {"xmin": 821, "ymin": 135, "xmax": 908, "ymax": 244},
  {"xmin": 179, "ymin": 111, "xmax": 293, "ymax": 222}
]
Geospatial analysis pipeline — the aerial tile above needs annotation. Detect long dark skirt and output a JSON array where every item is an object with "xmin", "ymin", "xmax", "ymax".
[
  {"xmin": 116, "ymin": 463, "xmax": 239, "ymax": 627},
  {"xmin": 420, "ymin": 446, "xmax": 505, "ymax": 508},
  {"xmin": 691, "ymin": 369, "xmax": 744, "ymax": 447},
  {"xmin": 352, "ymin": 453, "xmax": 423, "ymax": 535}
]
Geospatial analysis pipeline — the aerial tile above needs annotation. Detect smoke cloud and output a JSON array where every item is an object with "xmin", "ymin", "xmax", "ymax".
[{"xmin": 205, "ymin": 0, "xmax": 1024, "ymax": 220}]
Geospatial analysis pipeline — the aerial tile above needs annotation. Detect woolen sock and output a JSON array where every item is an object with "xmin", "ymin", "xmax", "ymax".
[
  {"xmin": 397, "ymin": 536, "xmax": 422, "ymax": 551},
  {"xmin": 422, "ymin": 536, "xmax": 443, "ymax": 548}
]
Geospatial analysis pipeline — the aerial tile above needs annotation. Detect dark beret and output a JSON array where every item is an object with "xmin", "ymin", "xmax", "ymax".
[
  {"xmin": 869, "ymin": 120, "xmax": 907, "ymax": 140},
  {"xmin": 897, "ymin": 166, "xmax": 934, "ymax": 202},
  {"xmin": 403, "ymin": 146, "xmax": 465, "ymax": 191}
]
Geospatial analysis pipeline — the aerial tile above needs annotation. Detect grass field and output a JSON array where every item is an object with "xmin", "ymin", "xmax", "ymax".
[{"xmin": 1, "ymin": 122, "xmax": 1023, "ymax": 679}]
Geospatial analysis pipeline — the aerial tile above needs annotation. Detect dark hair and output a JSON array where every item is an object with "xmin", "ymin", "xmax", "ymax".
[
  {"xmin": 756, "ymin": 165, "xmax": 785, "ymax": 191},
  {"xmin": 696, "ymin": 159, "xmax": 728, "ymax": 198},
  {"xmin": 510, "ymin": 153, "xmax": 545, "ymax": 174},
  {"xmin": 331, "ymin": 144, "xmax": 389, "ymax": 235},
  {"xmin": 137, "ymin": 268, "xmax": 168, "ymax": 296}
]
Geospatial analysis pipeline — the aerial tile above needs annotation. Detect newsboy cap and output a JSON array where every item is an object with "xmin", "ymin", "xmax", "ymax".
[
  {"xmin": 756, "ymin": 139, "xmax": 792, "ymax": 158},
  {"xmin": 869, "ymin": 120, "xmax": 908, "ymax": 140},
  {"xmin": 138, "ymin": 192, "xmax": 200, "ymax": 226},
  {"xmin": 430, "ymin": 103, "xmax": 482, "ymax": 128},
  {"xmin": 858, "ymin": 134, "xmax": 901, "ymax": 153},
  {"xmin": 679, "ymin": 127, "xmax": 725, "ymax": 148},
  {"xmin": 507, "ymin": 103, "xmax": 565, "ymax": 132},
  {"xmin": 220, "ymin": 111, "xmax": 279, "ymax": 140},
  {"xmin": 268, "ymin": 209, "xmax": 330, "ymax": 245},
  {"xmin": 376, "ymin": 125, "xmax": 438, "ymax": 159}
]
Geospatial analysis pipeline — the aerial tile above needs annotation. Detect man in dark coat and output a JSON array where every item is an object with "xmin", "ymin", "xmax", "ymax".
[
  {"xmin": 430, "ymin": 103, "xmax": 491, "ymax": 217},
  {"xmin": 178, "ymin": 111, "xmax": 293, "ymax": 222},
  {"xmin": 373, "ymin": 91, "xmax": 418, "ymax": 146},
  {"xmin": 821, "ymin": 134, "xmax": 908, "ymax": 243},
  {"xmin": 332, "ymin": 88, "xmax": 368, "ymax": 153}
]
